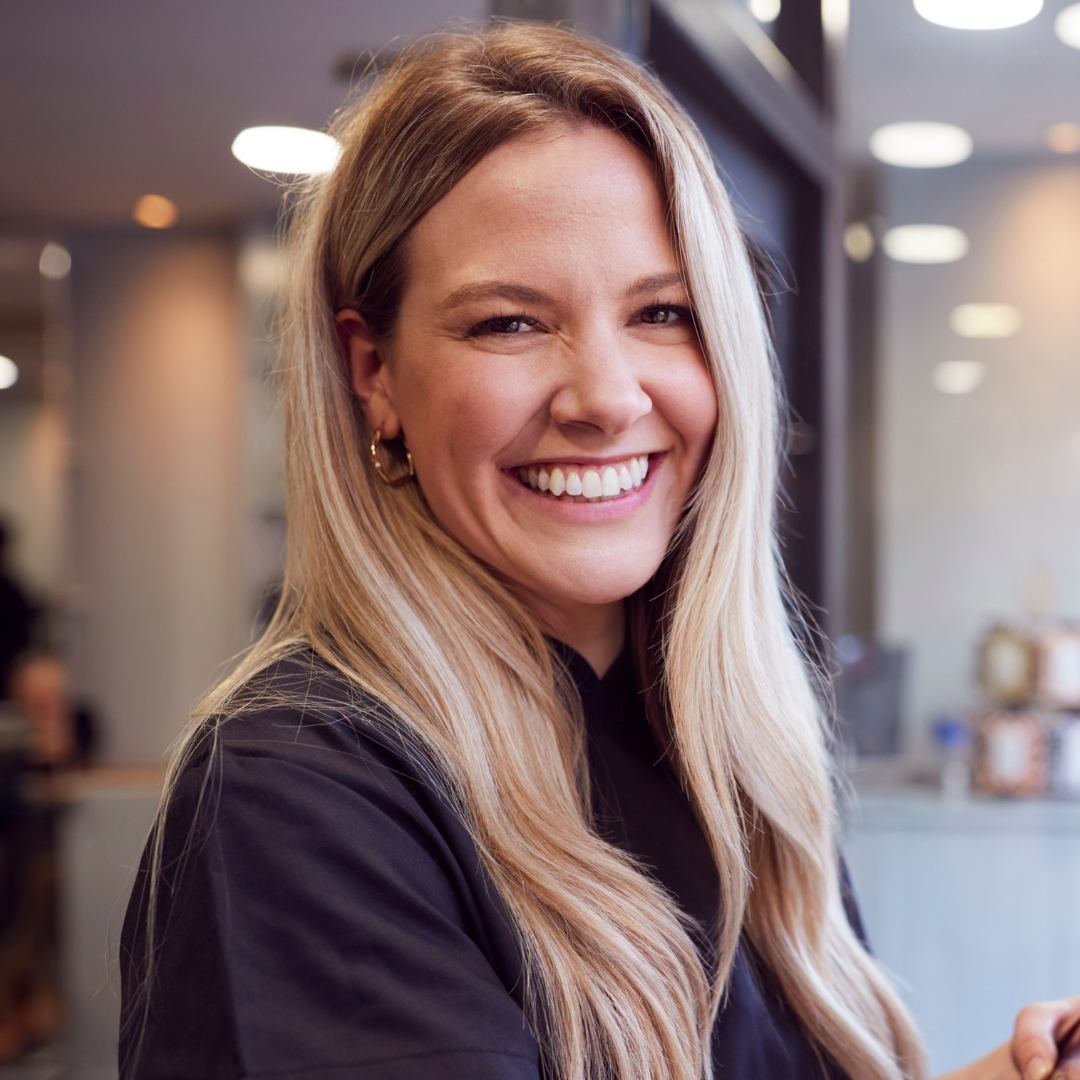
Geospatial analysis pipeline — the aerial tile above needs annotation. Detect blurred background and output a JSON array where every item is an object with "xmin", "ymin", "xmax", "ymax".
[{"xmin": 2, "ymin": 0, "xmax": 1080, "ymax": 1075}]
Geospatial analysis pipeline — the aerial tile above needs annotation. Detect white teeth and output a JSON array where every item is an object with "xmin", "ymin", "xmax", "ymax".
[{"xmin": 517, "ymin": 455, "xmax": 652, "ymax": 501}]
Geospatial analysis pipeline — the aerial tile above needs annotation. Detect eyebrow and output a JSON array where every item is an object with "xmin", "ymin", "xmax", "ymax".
[{"xmin": 438, "ymin": 271, "xmax": 687, "ymax": 314}]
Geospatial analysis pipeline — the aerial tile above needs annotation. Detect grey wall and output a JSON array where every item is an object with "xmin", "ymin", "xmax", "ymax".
[
  {"xmin": 877, "ymin": 158, "xmax": 1080, "ymax": 748},
  {"xmin": 67, "ymin": 230, "xmax": 248, "ymax": 762}
]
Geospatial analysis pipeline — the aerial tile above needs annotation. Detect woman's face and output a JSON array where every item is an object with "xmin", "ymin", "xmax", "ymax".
[{"xmin": 343, "ymin": 124, "xmax": 718, "ymax": 625}]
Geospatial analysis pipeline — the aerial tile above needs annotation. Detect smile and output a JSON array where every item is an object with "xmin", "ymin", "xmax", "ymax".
[{"xmin": 515, "ymin": 455, "xmax": 649, "ymax": 503}]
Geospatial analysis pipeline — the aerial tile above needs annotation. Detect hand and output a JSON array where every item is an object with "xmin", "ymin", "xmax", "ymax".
[
  {"xmin": 1012, "ymin": 996, "xmax": 1080, "ymax": 1080},
  {"xmin": 933, "ymin": 998, "xmax": 1080, "ymax": 1080}
]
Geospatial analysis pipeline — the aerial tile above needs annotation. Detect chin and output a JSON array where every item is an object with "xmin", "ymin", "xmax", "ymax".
[{"xmin": 531, "ymin": 557, "xmax": 662, "ymax": 608}]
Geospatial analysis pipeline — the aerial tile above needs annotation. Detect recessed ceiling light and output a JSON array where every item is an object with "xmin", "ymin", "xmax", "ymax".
[
  {"xmin": 933, "ymin": 359, "xmax": 985, "ymax": 394},
  {"xmin": 0, "ymin": 355, "xmax": 18, "ymax": 391},
  {"xmin": 870, "ymin": 122, "xmax": 973, "ymax": 167},
  {"xmin": 843, "ymin": 221, "xmax": 875, "ymax": 261},
  {"xmin": 882, "ymin": 225, "xmax": 969, "ymax": 263},
  {"xmin": 1055, "ymin": 2, "xmax": 1080, "ymax": 46},
  {"xmin": 749, "ymin": 0, "xmax": 781, "ymax": 22},
  {"xmin": 133, "ymin": 194, "xmax": 178, "ymax": 229},
  {"xmin": 38, "ymin": 242, "xmax": 71, "ymax": 280},
  {"xmin": 1046, "ymin": 122, "xmax": 1080, "ymax": 153},
  {"xmin": 950, "ymin": 303, "xmax": 1021, "ymax": 338},
  {"xmin": 914, "ymin": 0, "xmax": 1042, "ymax": 29},
  {"xmin": 231, "ymin": 126, "xmax": 341, "ymax": 175}
]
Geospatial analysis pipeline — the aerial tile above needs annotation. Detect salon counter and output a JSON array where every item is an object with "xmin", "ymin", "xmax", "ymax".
[{"xmin": 843, "ymin": 780, "xmax": 1080, "ymax": 1074}]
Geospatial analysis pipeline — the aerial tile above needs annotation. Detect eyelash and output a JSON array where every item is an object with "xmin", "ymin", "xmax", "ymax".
[{"xmin": 464, "ymin": 302, "xmax": 694, "ymax": 337}]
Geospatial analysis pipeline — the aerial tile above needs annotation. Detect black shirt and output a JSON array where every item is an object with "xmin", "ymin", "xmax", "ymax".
[{"xmin": 120, "ymin": 648, "xmax": 850, "ymax": 1079}]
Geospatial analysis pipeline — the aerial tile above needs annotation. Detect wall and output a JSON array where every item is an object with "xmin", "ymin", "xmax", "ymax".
[
  {"xmin": 0, "ymin": 398, "xmax": 68, "ymax": 598},
  {"xmin": 67, "ymin": 230, "xmax": 247, "ymax": 762},
  {"xmin": 878, "ymin": 159, "xmax": 1080, "ymax": 748}
]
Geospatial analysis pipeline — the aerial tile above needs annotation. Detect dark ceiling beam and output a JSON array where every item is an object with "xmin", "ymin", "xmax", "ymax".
[{"xmin": 651, "ymin": 0, "xmax": 832, "ymax": 185}]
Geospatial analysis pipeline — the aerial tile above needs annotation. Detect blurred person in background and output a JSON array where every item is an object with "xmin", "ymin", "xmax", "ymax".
[
  {"xmin": 0, "ymin": 517, "xmax": 35, "ymax": 699},
  {"xmin": 119, "ymin": 24, "xmax": 1080, "ymax": 1080}
]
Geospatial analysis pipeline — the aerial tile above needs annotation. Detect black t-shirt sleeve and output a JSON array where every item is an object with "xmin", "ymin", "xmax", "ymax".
[{"xmin": 121, "ymin": 713, "xmax": 541, "ymax": 1080}]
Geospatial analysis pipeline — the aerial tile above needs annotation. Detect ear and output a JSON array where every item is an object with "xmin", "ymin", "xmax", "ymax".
[{"xmin": 336, "ymin": 310, "xmax": 401, "ymax": 440}]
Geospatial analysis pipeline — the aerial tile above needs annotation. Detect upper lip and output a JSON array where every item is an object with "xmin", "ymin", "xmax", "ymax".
[{"xmin": 505, "ymin": 451, "xmax": 662, "ymax": 470}]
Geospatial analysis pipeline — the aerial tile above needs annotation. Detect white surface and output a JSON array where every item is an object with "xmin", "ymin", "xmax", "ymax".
[{"xmin": 845, "ymin": 791, "xmax": 1080, "ymax": 1073}]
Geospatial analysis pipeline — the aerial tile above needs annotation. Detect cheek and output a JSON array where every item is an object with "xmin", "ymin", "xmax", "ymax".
[{"xmin": 660, "ymin": 355, "xmax": 720, "ymax": 468}]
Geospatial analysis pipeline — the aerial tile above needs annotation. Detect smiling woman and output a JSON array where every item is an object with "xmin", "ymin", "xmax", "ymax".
[{"xmin": 118, "ymin": 22, "xmax": 1079, "ymax": 1080}]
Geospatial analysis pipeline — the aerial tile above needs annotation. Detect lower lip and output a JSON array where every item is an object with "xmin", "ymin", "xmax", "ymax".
[{"xmin": 501, "ymin": 455, "xmax": 664, "ymax": 520}]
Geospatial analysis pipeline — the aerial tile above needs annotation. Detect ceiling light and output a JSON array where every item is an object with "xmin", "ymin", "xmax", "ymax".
[
  {"xmin": 38, "ymin": 242, "xmax": 71, "ymax": 280},
  {"xmin": 133, "ymin": 194, "xmax": 178, "ymax": 229},
  {"xmin": 882, "ymin": 224, "xmax": 969, "ymax": 263},
  {"xmin": 843, "ymin": 221, "xmax": 875, "ymax": 261},
  {"xmin": 749, "ymin": 0, "xmax": 781, "ymax": 21},
  {"xmin": 0, "ymin": 355, "xmax": 18, "ymax": 391},
  {"xmin": 950, "ymin": 303, "xmax": 1021, "ymax": 338},
  {"xmin": 933, "ymin": 359, "xmax": 985, "ymax": 394},
  {"xmin": 231, "ymin": 126, "xmax": 341, "ymax": 175},
  {"xmin": 1055, "ymin": 2, "xmax": 1080, "ymax": 46},
  {"xmin": 914, "ymin": 0, "xmax": 1042, "ymax": 29},
  {"xmin": 870, "ymin": 122, "xmax": 973, "ymax": 167},
  {"xmin": 1047, "ymin": 122, "xmax": 1080, "ymax": 153}
]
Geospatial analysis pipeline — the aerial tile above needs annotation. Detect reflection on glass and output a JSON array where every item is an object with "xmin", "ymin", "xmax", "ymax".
[
  {"xmin": 749, "ymin": 0, "xmax": 781, "ymax": 22},
  {"xmin": 882, "ymin": 224, "xmax": 969, "ymax": 263},
  {"xmin": 843, "ymin": 221, "xmax": 875, "ymax": 261}
]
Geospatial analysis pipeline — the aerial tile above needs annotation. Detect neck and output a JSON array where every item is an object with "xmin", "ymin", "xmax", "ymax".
[{"xmin": 529, "ymin": 596, "xmax": 626, "ymax": 678}]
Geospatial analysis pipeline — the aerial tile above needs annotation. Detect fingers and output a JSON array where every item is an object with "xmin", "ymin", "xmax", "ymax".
[{"xmin": 1013, "ymin": 999, "xmax": 1080, "ymax": 1080}]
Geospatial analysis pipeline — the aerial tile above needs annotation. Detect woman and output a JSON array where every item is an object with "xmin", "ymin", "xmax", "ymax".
[{"xmin": 120, "ymin": 23, "xmax": 1078, "ymax": 1080}]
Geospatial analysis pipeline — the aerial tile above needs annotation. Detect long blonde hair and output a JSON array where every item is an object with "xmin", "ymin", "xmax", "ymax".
[{"xmin": 145, "ymin": 23, "xmax": 924, "ymax": 1080}]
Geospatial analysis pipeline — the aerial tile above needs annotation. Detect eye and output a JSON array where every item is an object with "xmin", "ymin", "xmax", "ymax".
[
  {"xmin": 638, "ymin": 303, "xmax": 694, "ymax": 326},
  {"xmin": 466, "ymin": 313, "xmax": 538, "ymax": 337}
]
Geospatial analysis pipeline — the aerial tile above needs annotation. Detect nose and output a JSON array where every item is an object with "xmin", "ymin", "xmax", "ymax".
[{"xmin": 548, "ymin": 336, "xmax": 652, "ymax": 436}]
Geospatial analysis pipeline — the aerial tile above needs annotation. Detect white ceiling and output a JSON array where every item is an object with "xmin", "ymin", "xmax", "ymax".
[
  {"xmin": 1, "ymin": 0, "xmax": 1078, "ymax": 226},
  {"xmin": 846, "ymin": 0, "xmax": 1080, "ymax": 159}
]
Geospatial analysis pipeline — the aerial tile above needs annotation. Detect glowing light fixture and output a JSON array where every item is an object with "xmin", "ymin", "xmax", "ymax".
[
  {"xmin": 1055, "ymin": 2, "xmax": 1080, "ymax": 46},
  {"xmin": 231, "ymin": 126, "xmax": 341, "ymax": 175},
  {"xmin": 933, "ymin": 359, "xmax": 985, "ymax": 394},
  {"xmin": 0, "ymin": 355, "xmax": 17, "ymax": 390},
  {"xmin": 882, "ymin": 224, "xmax": 969, "ymax": 264},
  {"xmin": 914, "ymin": 0, "xmax": 1042, "ymax": 29},
  {"xmin": 843, "ymin": 221, "xmax": 875, "ymax": 262},
  {"xmin": 133, "ymin": 194, "xmax": 178, "ymax": 229},
  {"xmin": 1047, "ymin": 122, "xmax": 1080, "ymax": 153},
  {"xmin": 950, "ymin": 303, "xmax": 1021, "ymax": 338},
  {"xmin": 749, "ymin": 0, "xmax": 781, "ymax": 21},
  {"xmin": 38, "ymin": 242, "xmax": 71, "ymax": 280},
  {"xmin": 870, "ymin": 122, "xmax": 973, "ymax": 167}
]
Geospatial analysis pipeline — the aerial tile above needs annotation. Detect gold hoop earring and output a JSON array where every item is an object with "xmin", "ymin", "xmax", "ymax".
[{"xmin": 369, "ymin": 427, "xmax": 415, "ymax": 488}]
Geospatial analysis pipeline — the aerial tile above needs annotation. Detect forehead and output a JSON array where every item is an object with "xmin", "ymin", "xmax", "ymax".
[{"xmin": 404, "ymin": 124, "xmax": 679, "ymax": 294}]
